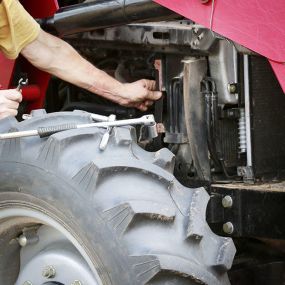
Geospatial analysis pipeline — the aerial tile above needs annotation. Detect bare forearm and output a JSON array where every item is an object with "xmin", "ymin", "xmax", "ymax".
[
  {"xmin": 21, "ymin": 30, "xmax": 123, "ymax": 101},
  {"xmin": 21, "ymin": 29, "xmax": 161, "ymax": 111}
]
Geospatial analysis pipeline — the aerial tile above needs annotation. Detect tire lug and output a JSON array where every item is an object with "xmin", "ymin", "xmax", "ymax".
[{"xmin": 42, "ymin": 265, "xmax": 56, "ymax": 279}]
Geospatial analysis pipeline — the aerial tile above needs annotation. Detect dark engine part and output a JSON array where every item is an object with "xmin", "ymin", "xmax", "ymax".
[
  {"xmin": 249, "ymin": 56, "xmax": 285, "ymax": 180},
  {"xmin": 41, "ymin": 0, "xmax": 178, "ymax": 36}
]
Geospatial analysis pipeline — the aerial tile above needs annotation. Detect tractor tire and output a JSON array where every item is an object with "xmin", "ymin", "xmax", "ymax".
[{"xmin": 0, "ymin": 110, "xmax": 236, "ymax": 285}]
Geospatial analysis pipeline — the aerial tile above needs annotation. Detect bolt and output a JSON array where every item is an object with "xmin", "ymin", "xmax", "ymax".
[
  {"xmin": 18, "ymin": 232, "xmax": 39, "ymax": 247},
  {"xmin": 223, "ymin": 222, "xmax": 234, "ymax": 234},
  {"xmin": 18, "ymin": 235, "xmax": 28, "ymax": 247},
  {"xmin": 71, "ymin": 281, "xmax": 83, "ymax": 285},
  {"xmin": 222, "ymin": 195, "xmax": 233, "ymax": 208},
  {"xmin": 23, "ymin": 282, "xmax": 33, "ymax": 285},
  {"xmin": 42, "ymin": 265, "xmax": 56, "ymax": 279},
  {"xmin": 227, "ymin": 83, "xmax": 237, "ymax": 94}
]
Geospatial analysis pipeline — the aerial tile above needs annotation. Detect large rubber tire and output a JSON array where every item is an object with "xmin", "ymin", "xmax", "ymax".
[{"xmin": 0, "ymin": 110, "xmax": 235, "ymax": 285}]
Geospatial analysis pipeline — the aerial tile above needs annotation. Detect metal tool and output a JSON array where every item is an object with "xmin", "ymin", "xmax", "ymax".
[
  {"xmin": 99, "ymin": 114, "xmax": 116, "ymax": 150},
  {"xmin": 0, "ymin": 115, "xmax": 157, "ymax": 140},
  {"xmin": 16, "ymin": 77, "xmax": 28, "ymax": 92}
]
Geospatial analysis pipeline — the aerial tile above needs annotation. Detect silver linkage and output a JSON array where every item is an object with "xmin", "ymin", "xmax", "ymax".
[
  {"xmin": 0, "ymin": 115, "xmax": 157, "ymax": 143},
  {"xmin": 99, "ymin": 114, "xmax": 116, "ymax": 151}
]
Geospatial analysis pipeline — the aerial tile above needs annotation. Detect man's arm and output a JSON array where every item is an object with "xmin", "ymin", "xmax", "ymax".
[{"xmin": 21, "ymin": 30, "xmax": 161, "ymax": 111}]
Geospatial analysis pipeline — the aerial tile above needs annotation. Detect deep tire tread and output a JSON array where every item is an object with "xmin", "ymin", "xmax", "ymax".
[{"xmin": 0, "ymin": 111, "xmax": 235, "ymax": 285}]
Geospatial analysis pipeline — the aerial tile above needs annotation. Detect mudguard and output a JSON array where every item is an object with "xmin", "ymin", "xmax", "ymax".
[{"xmin": 154, "ymin": 0, "xmax": 285, "ymax": 92}]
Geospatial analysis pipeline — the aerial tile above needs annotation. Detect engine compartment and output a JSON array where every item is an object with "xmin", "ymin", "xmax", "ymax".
[{"xmin": 39, "ymin": 18, "xmax": 285, "ymax": 188}]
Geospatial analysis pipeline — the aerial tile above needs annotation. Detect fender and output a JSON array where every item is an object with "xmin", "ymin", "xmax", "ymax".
[{"xmin": 154, "ymin": 0, "xmax": 285, "ymax": 92}]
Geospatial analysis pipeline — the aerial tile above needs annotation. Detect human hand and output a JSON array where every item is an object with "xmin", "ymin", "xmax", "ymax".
[
  {"xmin": 0, "ymin": 89, "xmax": 22, "ymax": 119},
  {"xmin": 115, "ymin": 79, "xmax": 162, "ymax": 111}
]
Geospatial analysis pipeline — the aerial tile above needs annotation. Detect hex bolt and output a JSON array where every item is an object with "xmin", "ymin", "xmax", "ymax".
[
  {"xmin": 71, "ymin": 281, "xmax": 83, "ymax": 285},
  {"xmin": 42, "ymin": 265, "xmax": 56, "ymax": 279},
  {"xmin": 227, "ymin": 83, "xmax": 237, "ymax": 94},
  {"xmin": 223, "ymin": 222, "xmax": 234, "ymax": 234},
  {"xmin": 222, "ymin": 195, "xmax": 233, "ymax": 208},
  {"xmin": 18, "ymin": 232, "xmax": 39, "ymax": 247}
]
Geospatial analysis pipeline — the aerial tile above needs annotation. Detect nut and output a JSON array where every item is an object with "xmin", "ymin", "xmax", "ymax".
[
  {"xmin": 227, "ymin": 83, "xmax": 237, "ymax": 94},
  {"xmin": 223, "ymin": 222, "xmax": 234, "ymax": 234},
  {"xmin": 42, "ymin": 265, "xmax": 56, "ymax": 279},
  {"xmin": 222, "ymin": 195, "xmax": 233, "ymax": 208}
]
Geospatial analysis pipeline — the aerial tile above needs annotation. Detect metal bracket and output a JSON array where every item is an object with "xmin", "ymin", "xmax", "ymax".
[{"xmin": 207, "ymin": 183, "xmax": 285, "ymax": 239}]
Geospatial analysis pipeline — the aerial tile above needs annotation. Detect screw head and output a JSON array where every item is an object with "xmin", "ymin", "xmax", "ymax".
[
  {"xmin": 23, "ymin": 282, "xmax": 33, "ymax": 285},
  {"xmin": 42, "ymin": 265, "xmax": 56, "ymax": 279},
  {"xmin": 227, "ymin": 83, "xmax": 237, "ymax": 94},
  {"xmin": 71, "ymin": 281, "xmax": 83, "ymax": 285},
  {"xmin": 222, "ymin": 195, "xmax": 233, "ymax": 208},
  {"xmin": 223, "ymin": 222, "xmax": 234, "ymax": 234}
]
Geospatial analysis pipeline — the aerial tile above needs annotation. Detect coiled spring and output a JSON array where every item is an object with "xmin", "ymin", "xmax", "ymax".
[{"xmin": 238, "ymin": 108, "xmax": 247, "ymax": 153}]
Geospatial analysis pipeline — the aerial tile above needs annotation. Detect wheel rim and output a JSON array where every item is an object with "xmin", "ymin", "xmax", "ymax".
[{"xmin": 0, "ymin": 207, "xmax": 103, "ymax": 285}]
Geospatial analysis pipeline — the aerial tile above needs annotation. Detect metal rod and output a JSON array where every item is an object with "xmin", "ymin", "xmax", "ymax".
[
  {"xmin": 243, "ymin": 55, "xmax": 252, "ymax": 167},
  {"xmin": 0, "ymin": 130, "xmax": 38, "ymax": 140},
  {"xmin": 78, "ymin": 115, "xmax": 155, "ymax": 128},
  {"xmin": 0, "ymin": 115, "xmax": 155, "ymax": 140}
]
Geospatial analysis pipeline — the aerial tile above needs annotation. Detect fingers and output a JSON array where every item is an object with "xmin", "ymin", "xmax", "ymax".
[
  {"xmin": 0, "ymin": 89, "xmax": 22, "ymax": 119},
  {"xmin": 145, "ymin": 90, "xmax": 162, "ymax": 101},
  {"xmin": 5, "ymin": 90, "xmax": 22, "ymax": 102},
  {"xmin": 0, "ymin": 109, "xmax": 18, "ymax": 119},
  {"xmin": 134, "ymin": 100, "xmax": 154, "ymax": 112},
  {"xmin": 142, "ymin": 79, "xmax": 156, "ymax": 91}
]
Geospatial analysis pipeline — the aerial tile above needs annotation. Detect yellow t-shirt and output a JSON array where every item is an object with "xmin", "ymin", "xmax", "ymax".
[{"xmin": 0, "ymin": 0, "xmax": 40, "ymax": 59}]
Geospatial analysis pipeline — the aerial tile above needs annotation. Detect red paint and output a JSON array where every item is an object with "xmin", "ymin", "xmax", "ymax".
[
  {"xmin": 154, "ymin": 0, "xmax": 285, "ymax": 92},
  {"xmin": 0, "ymin": 0, "xmax": 59, "ymax": 111},
  {"xmin": 19, "ymin": 0, "xmax": 59, "ymax": 110},
  {"xmin": 0, "ymin": 56, "xmax": 15, "ymax": 89},
  {"xmin": 21, "ymin": 85, "xmax": 41, "ymax": 102},
  {"xmin": 20, "ymin": 0, "xmax": 59, "ymax": 18}
]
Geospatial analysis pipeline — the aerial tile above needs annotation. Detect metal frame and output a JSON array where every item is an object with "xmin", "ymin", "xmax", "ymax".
[{"xmin": 207, "ymin": 183, "xmax": 285, "ymax": 239}]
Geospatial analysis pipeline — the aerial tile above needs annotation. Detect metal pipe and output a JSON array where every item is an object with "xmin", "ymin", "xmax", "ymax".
[
  {"xmin": 243, "ymin": 55, "xmax": 253, "ymax": 167},
  {"xmin": 40, "ymin": 0, "xmax": 178, "ymax": 36}
]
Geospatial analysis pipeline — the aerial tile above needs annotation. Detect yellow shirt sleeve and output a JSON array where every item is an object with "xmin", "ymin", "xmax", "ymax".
[{"xmin": 0, "ymin": 0, "xmax": 40, "ymax": 59}]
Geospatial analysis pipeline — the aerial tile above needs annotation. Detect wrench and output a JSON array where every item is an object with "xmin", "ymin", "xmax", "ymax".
[
  {"xmin": 16, "ymin": 78, "xmax": 28, "ymax": 92},
  {"xmin": 0, "ymin": 115, "xmax": 157, "ymax": 140}
]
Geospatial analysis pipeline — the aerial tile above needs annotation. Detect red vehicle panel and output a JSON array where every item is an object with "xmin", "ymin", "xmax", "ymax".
[{"xmin": 154, "ymin": 0, "xmax": 285, "ymax": 92}]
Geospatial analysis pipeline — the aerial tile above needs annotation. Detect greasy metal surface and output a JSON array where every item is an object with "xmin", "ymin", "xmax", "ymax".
[
  {"xmin": 183, "ymin": 58, "xmax": 210, "ymax": 181},
  {"xmin": 83, "ymin": 21, "xmax": 216, "ymax": 53},
  {"xmin": 208, "ymin": 40, "xmax": 238, "ymax": 106}
]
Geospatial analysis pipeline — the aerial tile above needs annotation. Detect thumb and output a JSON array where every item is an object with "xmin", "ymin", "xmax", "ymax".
[{"xmin": 146, "ymin": 90, "xmax": 162, "ymax": 101}]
